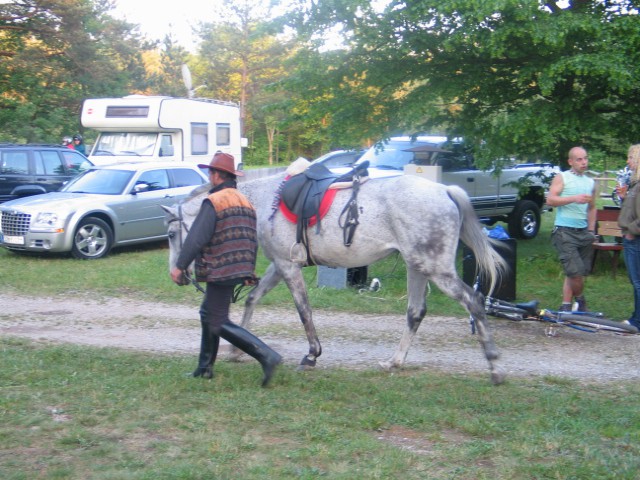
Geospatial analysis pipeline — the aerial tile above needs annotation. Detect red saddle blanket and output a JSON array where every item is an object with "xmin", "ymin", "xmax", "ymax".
[{"xmin": 279, "ymin": 186, "xmax": 338, "ymax": 227}]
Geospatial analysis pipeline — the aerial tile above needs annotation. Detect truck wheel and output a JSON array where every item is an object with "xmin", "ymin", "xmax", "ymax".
[
  {"xmin": 508, "ymin": 200, "xmax": 540, "ymax": 239},
  {"xmin": 71, "ymin": 217, "xmax": 113, "ymax": 259}
]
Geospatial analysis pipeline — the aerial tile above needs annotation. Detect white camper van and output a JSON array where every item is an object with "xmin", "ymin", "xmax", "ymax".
[{"xmin": 81, "ymin": 95, "xmax": 246, "ymax": 169}]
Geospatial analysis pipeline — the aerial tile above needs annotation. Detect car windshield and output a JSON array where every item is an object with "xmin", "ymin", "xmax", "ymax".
[
  {"xmin": 92, "ymin": 132, "xmax": 157, "ymax": 156},
  {"xmin": 61, "ymin": 169, "xmax": 135, "ymax": 195},
  {"xmin": 357, "ymin": 140, "xmax": 439, "ymax": 170}
]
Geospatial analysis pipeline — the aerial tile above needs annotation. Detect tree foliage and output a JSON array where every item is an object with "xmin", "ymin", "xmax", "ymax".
[
  {"xmin": 283, "ymin": 0, "xmax": 640, "ymax": 169},
  {"xmin": 194, "ymin": 0, "xmax": 295, "ymax": 164},
  {"xmin": 2, "ymin": 0, "xmax": 640, "ymax": 171},
  {"xmin": 0, "ymin": 0, "xmax": 151, "ymax": 142}
]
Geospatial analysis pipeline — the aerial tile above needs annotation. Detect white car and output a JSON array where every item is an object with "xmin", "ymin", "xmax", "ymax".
[
  {"xmin": 309, "ymin": 149, "xmax": 364, "ymax": 169},
  {"xmin": 0, "ymin": 162, "xmax": 208, "ymax": 259}
]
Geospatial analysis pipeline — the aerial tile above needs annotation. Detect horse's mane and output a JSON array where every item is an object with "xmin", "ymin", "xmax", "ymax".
[
  {"xmin": 186, "ymin": 183, "xmax": 211, "ymax": 201},
  {"xmin": 179, "ymin": 183, "xmax": 210, "ymax": 218}
]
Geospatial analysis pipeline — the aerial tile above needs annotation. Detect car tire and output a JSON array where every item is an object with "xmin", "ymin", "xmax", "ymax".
[
  {"xmin": 71, "ymin": 217, "xmax": 113, "ymax": 259},
  {"xmin": 508, "ymin": 200, "xmax": 540, "ymax": 240}
]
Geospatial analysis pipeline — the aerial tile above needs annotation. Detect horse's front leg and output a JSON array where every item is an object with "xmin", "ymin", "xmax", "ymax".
[
  {"xmin": 277, "ymin": 262, "xmax": 321, "ymax": 370},
  {"xmin": 239, "ymin": 262, "xmax": 282, "ymax": 330},
  {"xmin": 228, "ymin": 262, "xmax": 283, "ymax": 362},
  {"xmin": 380, "ymin": 267, "xmax": 428, "ymax": 370}
]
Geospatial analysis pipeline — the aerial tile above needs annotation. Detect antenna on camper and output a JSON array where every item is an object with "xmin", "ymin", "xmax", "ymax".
[
  {"xmin": 181, "ymin": 64, "xmax": 194, "ymax": 98},
  {"xmin": 181, "ymin": 64, "xmax": 206, "ymax": 99}
]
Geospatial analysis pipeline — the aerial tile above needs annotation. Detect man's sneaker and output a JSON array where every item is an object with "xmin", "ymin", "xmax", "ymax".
[
  {"xmin": 558, "ymin": 304, "xmax": 572, "ymax": 312},
  {"xmin": 574, "ymin": 296, "xmax": 587, "ymax": 312}
]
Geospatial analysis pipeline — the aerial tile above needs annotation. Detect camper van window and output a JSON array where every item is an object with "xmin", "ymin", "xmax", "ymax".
[
  {"xmin": 191, "ymin": 123, "xmax": 208, "ymax": 155},
  {"xmin": 216, "ymin": 123, "xmax": 231, "ymax": 146},
  {"xmin": 94, "ymin": 132, "xmax": 157, "ymax": 156},
  {"xmin": 160, "ymin": 135, "xmax": 172, "ymax": 149},
  {"xmin": 159, "ymin": 135, "xmax": 174, "ymax": 157},
  {"xmin": 106, "ymin": 106, "xmax": 150, "ymax": 118}
]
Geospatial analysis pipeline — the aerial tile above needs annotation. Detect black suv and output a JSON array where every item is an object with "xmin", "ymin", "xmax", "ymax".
[{"xmin": 0, "ymin": 144, "xmax": 93, "ymax": 203}]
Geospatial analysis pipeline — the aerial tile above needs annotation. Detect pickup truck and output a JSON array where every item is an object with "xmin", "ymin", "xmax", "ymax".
[{"xmin": 341, "ymin": 136, "xmax": 559, "ymax": 239}]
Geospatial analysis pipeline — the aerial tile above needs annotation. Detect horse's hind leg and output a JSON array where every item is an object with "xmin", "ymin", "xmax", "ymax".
[
  {"xmin": 434, "ymin": 274, "xmax": 505, "ymax": 385},
  {"xmin": 380, "ymin": 268, "xmax": 428, "ymax": 370}
]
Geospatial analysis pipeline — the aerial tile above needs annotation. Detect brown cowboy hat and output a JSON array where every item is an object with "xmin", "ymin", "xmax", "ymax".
[{"xmin": 198, "ymin": 151, "xmax": 243, "ymax": 176}]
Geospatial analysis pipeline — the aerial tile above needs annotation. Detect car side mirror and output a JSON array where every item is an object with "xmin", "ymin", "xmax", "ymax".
[{"xmin": 133, "ymin": 183, "xmax": 150, "ymax": 194}]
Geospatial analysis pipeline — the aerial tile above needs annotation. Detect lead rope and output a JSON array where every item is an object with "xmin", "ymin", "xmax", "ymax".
[{"xmin": 183, "ymin": 270, "xmax": 206, "ymax": 294}]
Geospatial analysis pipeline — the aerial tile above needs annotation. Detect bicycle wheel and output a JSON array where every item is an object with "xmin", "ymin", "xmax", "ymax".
[{"xmin": 560, "ymin": 314, "xmax": 639, "ymax": 334}]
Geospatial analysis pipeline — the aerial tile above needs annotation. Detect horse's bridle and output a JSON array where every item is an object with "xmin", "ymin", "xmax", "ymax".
[{"xmin": 168, "ymin": 204, "xmax": 205, "ymax": 294}]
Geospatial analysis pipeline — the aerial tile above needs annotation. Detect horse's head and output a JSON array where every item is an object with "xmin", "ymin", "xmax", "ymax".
[
  {"xmin": 162, "ymin": 184, "xmax": 210, "ymax": 274},
  {"xmin": 161, "ymin": 204, "xmax": 184, "ymax": 274}
]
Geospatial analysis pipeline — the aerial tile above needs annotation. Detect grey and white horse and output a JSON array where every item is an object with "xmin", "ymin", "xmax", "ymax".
[{"xmin": 164, "ymin": 169, "xmax": 509, "ymax": 384}]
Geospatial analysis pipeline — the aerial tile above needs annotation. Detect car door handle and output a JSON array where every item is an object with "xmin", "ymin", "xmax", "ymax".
[{"xmin": 466, "ymin": 177, "xmax": 475, "ymax": 182}]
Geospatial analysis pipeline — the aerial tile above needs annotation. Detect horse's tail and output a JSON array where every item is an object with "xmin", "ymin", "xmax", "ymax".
[{"xmin": 446, "ymin": 185, "xmax": 509, "ymax": 295}]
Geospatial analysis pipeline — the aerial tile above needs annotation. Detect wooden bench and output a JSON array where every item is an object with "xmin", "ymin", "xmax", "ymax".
[{"xmin": 591, "ymin": 207, "xmax": 624, "ymax": 277}]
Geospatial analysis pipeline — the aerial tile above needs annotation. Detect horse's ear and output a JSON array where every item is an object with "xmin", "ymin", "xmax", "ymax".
[{"xmin": 161, "ymin": 205, "xmax": 176, "ymax": 218}]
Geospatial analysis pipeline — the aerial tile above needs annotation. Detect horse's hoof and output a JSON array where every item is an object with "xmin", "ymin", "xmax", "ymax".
[
  {"xmin": 378, "ymin": 360, "xmax": 394, "ymax": 371},
  {"xmin": 491, "ymin": 370, "xmax": 506, "ymax": 385},
  {"xmin": 299, "ymin": 355, "xmax": 316, "ymax": 368},
  {"xmin": 227, "ymin": 350, "xmax": 243, "ymax": 362}
]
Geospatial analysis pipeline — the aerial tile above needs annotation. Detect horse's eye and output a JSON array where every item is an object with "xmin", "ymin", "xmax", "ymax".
[{"xmin": 168, "ymin": 231, "xmax": 175, "ymax": 239}]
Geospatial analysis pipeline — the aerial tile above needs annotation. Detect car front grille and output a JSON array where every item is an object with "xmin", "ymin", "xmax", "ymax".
[{"xmin": 1, "ymin": 211, "xmax": 31, "ymax": 236}]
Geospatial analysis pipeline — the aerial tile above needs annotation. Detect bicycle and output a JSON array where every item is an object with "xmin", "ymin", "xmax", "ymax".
[{"xmin": 473, "ymin": 295, "xmax": 639, "ymax": 336}]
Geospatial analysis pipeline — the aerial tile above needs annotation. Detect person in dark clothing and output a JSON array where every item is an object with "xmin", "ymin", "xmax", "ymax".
[
  {"xmin": 72, "ymin": 134, "xmax": 86, "ymax": 155},
  {"xmin": 618, "ymin": 144, "xmax": 640, "ymax": 330},
  {"xmin": 170, "ymin": 152, "xmax": 282, "ymax": 387}
]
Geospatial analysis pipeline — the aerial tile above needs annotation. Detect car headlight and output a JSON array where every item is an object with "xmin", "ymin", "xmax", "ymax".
[{"xmin": 32, "ymin": 212, "xmax": 65, "ymax": 231}]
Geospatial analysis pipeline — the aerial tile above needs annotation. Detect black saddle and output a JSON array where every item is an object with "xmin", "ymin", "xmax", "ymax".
[{"xmin": 280, "ymin": 161, "xmax": 369, "ymax": 245}]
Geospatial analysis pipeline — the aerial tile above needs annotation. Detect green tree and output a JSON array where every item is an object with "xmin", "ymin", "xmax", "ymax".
[
  {"xmin": 0, "ymin": 0, "xmax": 151, "ymax": 143},
  {"xmin": 142, "ymin": 36, "xmax": 192, "ymax": 98},
  {"xmin": 283, "ymin": 0, "xmax": 640, "ymax": 169},
  {"xmin": 195, "ymin": 0, "xmax": 295, "ymax": 165}
]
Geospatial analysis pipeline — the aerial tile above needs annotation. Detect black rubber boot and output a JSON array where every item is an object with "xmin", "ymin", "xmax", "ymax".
[
  {"xmin": 219, "ymin": 322, "xmax": 282, "ymax": 387},
  {"xmin": 192, "ymin": 320, "xmax": 219, "ymax": 379}
]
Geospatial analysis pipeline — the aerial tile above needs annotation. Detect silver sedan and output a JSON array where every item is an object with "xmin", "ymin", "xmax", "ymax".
[{"xmin": 0, "ymin": 162, "xmax": 209, "ymax": 259}]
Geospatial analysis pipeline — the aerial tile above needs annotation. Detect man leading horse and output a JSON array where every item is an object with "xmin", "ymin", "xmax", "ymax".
[{"xmin": 169, "ymin": 152, "xmax": 282, "ymax": 387}]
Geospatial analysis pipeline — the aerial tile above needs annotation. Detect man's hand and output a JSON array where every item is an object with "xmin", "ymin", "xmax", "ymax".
[
  {"xmin": 574, "ymin": 193, "xmax": 593, "ymax": 204},
  {"xmin": 170, "ymin": 267, "xmax": 189, "ymax": 286}
]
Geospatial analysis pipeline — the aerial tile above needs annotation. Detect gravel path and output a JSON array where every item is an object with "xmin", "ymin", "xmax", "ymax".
[{"xmin": 1, "ymin": 293, "xmax": 638, "ymax": 383}]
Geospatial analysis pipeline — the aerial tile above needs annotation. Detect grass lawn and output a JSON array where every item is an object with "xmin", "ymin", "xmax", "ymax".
[{"xmin": 1, "ymin": 201, "xmax": 638, "ymax": 479}]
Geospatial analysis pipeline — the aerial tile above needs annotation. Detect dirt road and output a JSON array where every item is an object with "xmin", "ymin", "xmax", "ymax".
[{"xmin": 1, "ymin": 293, "xmax": 638, "ymax": 383}]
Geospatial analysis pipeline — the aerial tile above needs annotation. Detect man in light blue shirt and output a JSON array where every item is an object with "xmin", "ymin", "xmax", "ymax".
[{"xmin": 547, "ymin": 146, "xmax": 596, "ymax": 312}]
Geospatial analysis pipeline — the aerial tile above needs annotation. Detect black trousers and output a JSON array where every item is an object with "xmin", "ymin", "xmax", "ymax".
[{"xmin": 201, "ymin": 283, "xmax": 235, "ymax": 332}]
